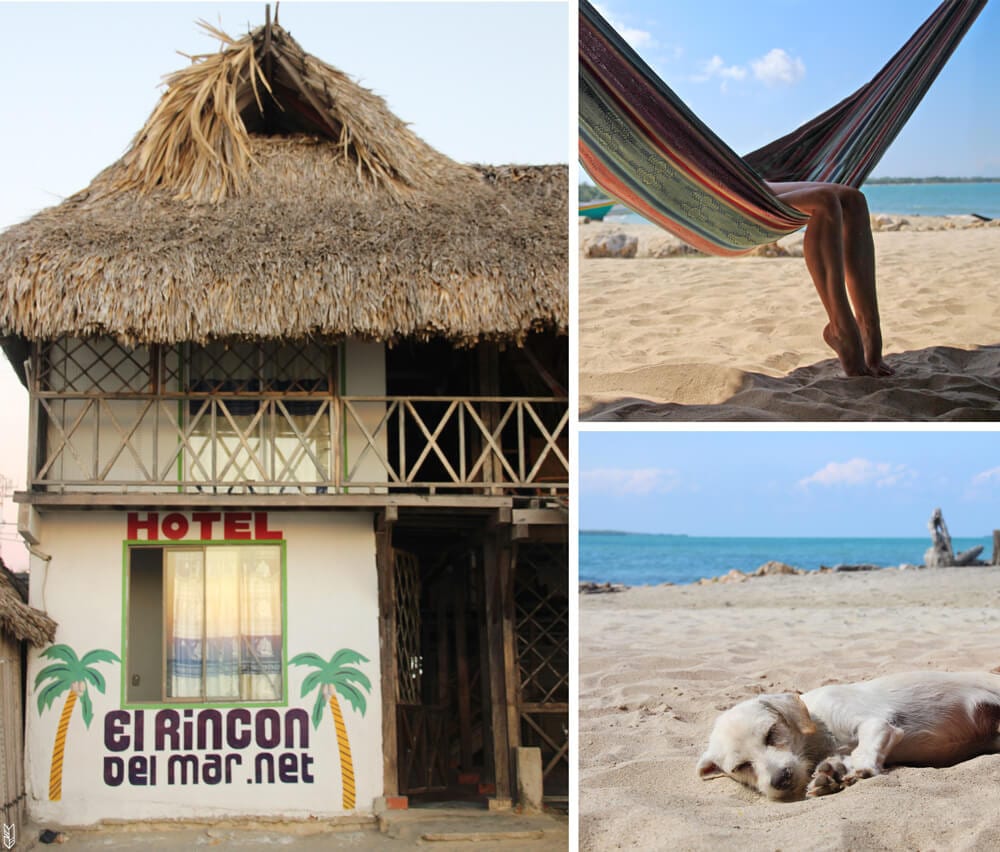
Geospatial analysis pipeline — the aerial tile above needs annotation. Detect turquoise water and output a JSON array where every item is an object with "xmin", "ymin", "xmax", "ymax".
[
  {"xmin": 603, "ymin": 181, "xmax": 1000, "ymax": 223},
  {"xmin": 579, "ymin": 533, "xmax": 995, "ymax": 586},
  {"xmin": 862, "ymin": 182, "xmax": 1000, "ymax": 218}
]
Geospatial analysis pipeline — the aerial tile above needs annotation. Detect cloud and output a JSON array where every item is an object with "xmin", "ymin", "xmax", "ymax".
[
  {"xmin": 971, "ymin": 466, "xmax": 1000, "ymax": 487},
  {"xmin": 592, "ymin": 2, "xmax": 655, "ymax": 51},
  {"xmin": 798, "ymin": 458, "xmax": 913, "ymax": 489},
  {"xmin": 580, "ymin": 467, "xmax": 680, "ymax": 497},
  {"xmin": 751, "ymin": 48, "xmax": 805, "ymax": 85},
  {"xmin": 692, "ymin": 55, "xmax": 748, "ymax": 85}
]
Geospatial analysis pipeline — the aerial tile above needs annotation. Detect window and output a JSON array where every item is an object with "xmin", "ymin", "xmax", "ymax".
[
  {"xmin": 182, "ymin": 341, "xmax": 337, "ymax": 488},
  {"xmin": 127, "ymin": 544, "xmax": 284, "ymax": 704}
]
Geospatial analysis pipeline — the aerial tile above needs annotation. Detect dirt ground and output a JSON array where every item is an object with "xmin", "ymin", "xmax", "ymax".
[{"xmin": 17, "ymin": 806, "xmax": 569, "ymax": 851}]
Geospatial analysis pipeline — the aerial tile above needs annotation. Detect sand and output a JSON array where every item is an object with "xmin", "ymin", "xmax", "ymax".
[
  {"xmin": 579, "ymin": 217, "xmax": 1000, "ymax": 420},
  {"xmin": 578, "ymin": 566, "xmax": 1000, "ymax": 851}
]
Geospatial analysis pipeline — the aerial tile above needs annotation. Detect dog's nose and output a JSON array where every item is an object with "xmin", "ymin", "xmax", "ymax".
[{"xmin": 771, "ymin": 768, "xmax": 794, "ymax": 791}]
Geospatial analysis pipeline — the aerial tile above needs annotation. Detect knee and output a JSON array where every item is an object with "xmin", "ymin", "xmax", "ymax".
[
  {"xmin": 837, "ymin": 186, "xmax": 870, "ymax": 219},
  {"xmin": 810, "ymin": 188, "xmax": 843, "ymax": 224}
]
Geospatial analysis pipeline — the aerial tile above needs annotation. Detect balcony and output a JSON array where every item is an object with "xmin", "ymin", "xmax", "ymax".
[{"xmin": 21, "ymin": 338, "xmax": 568, "ymax": 507}]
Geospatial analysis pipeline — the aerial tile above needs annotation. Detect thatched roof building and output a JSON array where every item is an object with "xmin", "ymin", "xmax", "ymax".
[
  {"xmin": 0, "ymin": 560, "xmax": 56, "ymax": 647},
  {"xmin": 0, "ymin": 17, "xmax": 566, "ymax": 350}
]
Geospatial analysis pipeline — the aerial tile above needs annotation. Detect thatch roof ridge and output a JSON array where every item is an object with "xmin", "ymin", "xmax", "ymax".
[
  {"xmin": 0, "ymin": 560, "xmax": 57, "ymax": 648},
  {"xmin": 109, "ymin": 19, "xmax": 469, "ymax": 204},
  {"xmin": 0, "ymin": 17, "xmax": 567, "ymax": 347}
]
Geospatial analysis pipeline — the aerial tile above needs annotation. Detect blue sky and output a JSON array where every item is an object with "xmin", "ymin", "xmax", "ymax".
[
  {"xmin": 0, "ymin": 1, "xmax": 568, "ymax": 570},
  {"xmin": 579, "ymin": 431, "xmax": 1000, "ymax": 538},
  {"xmin": 0, "ymin": 1, "xmax": 568, "ymax": 229},
  {"xmin": 588, "ymin": 0, "xmax": 999, "ymax": 177}
]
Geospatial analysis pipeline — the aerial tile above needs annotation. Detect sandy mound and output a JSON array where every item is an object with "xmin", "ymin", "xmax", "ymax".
[{"xmin": 579, "ymin": 220, "xmax": 1000, "ymax": 421}]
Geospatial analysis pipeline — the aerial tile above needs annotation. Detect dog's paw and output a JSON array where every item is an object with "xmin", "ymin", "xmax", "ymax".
[{"xmin": 806, "ymin": 756, "xmax": 856, "ymax": 797}]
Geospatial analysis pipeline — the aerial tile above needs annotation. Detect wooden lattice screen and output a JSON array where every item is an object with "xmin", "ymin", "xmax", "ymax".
[
  {"xmin": 394, "ymin": 550, "xmax": 421, "ymax": 704},
  {"xmin": 0, "ymin": 633, "xmax": 25, "ymax": 840},
  {"xmin": 514, "ymin": 541, "xmax": 569, "ymax": 801}
]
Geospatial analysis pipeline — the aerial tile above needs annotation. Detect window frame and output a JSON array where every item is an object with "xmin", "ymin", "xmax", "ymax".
[{"xmin": 122, "ymin": 538, "xmax": 289, "ymax": 710}]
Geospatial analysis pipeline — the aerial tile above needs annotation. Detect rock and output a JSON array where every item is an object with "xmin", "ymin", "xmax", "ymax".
[
  {"xmin": 871, "ymin": 214, "xmax": 909, "ymax": 232},
  {"xmin": 747, "ymin": 242, "xmax": 789, "ymax": 258},
  {"xmin": 718, "ymin": 569, "xmax": 749, "ymax": 583},
  {"xmin": 753, "ymin": 561, "xmax": 801, "ymax": 576},
  {"xmin": 586, "ymin": 233, "xmax": 638, "ymax": 258},
  {"xmin": 654, "ymin": 240, "xmax": 703, "ymax": 257},
  {"xmin": 831, "ymin": 563, "xmax": 883, "ymax": 572},
  {"xmin": 579, "ymin": 581, "xmax": 627, "ymax": 594}
]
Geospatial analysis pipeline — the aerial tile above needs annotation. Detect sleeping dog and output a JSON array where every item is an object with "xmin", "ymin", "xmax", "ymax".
[{"xmin": 697, "ymin": 671, "xmax": 1000, "ymax": 800}]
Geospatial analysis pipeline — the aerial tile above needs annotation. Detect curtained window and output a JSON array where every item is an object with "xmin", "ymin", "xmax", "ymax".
[{"xmin": 127, "ymin": 544, "xmax": 284, "ymax": 703}]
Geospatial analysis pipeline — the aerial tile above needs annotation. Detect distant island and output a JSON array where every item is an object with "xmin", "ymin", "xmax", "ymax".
[
  {"xmin": 864, "ymin": 177, "xmax": 1000, "ymax": 185},
  {"xmin": 581, "ymin": 529, "xmax": 689, "ymax": 537},
  {"xmin": 580, "ymin": 178, "xmax": 1000, "ymax": 201}
]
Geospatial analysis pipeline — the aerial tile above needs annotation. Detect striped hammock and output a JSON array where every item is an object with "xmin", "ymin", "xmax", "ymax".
[{"xmin": 580, "ymin": 0, "xmax": 987, "ymax": 256}]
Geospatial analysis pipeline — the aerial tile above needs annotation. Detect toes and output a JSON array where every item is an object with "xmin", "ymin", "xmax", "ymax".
[
  {"xmin": 867, "ymin": 359, "xmax": 894, "ymax": 377},
  {"xmin": 806, "ymin": 772, "xmax": 843, "ymax": 797},
  {"xmin": 807, "ymin": 759, "xmax": 849, "ymax": 797},
  {"xmin": 814, "ymin": 759, "xmax": 844, "ymax": 781}
]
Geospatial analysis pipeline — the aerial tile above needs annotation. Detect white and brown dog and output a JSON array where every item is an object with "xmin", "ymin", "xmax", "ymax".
[{"xmin": 698, "ymin": 672, "xmax": 1000, "ymax": 800}]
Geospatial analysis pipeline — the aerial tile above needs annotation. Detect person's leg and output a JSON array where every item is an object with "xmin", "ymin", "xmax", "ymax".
[
  {"xmin": 837, "ymin": 187, "xmax": 893, "ymax": 376},
  {"xmin": 768, "ymin": 182, "xmax": 869, "ymax": 376}
]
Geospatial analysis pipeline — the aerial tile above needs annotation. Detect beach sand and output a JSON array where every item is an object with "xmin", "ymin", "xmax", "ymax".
[
  {"xmin": 579, "ymin": 217, "xmax": 1000, "ymax": 420},
  {"xmin": 579, "ymin": 566, "xmax": 1000, "ymax": 851}
]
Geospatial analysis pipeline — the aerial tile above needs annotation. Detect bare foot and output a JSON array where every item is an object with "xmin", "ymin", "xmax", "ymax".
[
  {"xmin": 823, "ymin": 323, "xmax": 870, "ymax": 377},
  {"xmin": 866, "ymin": 358, "xmax": 895, "ymax": 377},
  {"xmin": 858, "ymin": 323, "xmax": 895, "ymax": 376}
]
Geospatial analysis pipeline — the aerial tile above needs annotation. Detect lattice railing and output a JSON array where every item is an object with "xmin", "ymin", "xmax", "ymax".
[
  {"xmin": 28, "ymin": 337, "xmax": 567, "ymax": 496},
  {"xmin": 30, "ymin": 394, "xmax": 568, "ymax": 494}
]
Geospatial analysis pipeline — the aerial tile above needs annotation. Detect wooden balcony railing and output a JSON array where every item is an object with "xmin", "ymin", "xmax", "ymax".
[{"xmin": 29, "ymin": 393, "xmax": 568, "ymax": 496}]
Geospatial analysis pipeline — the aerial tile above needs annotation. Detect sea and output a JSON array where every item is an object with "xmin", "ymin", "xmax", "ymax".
[
  {"xmin": 579, "ymin": 532, "xmax": 997, "ymax": 587},
  {"xmin": 600, "ymin": 181, "xmax": 1000, "ymax": 223}
]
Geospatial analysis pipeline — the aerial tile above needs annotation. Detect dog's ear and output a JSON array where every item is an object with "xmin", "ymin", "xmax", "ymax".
[
  {"xmin": 697, "ymin": 753, "xmax": 725, "ymax": 779},
  {"xmin": 762, "ymin": 693, "xmax": 816, "ymax": 736}
]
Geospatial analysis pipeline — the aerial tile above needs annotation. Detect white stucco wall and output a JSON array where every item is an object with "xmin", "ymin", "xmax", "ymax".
[{"xmin": 25, "ymin": 510, "xmax": 383, "ymax": 826}]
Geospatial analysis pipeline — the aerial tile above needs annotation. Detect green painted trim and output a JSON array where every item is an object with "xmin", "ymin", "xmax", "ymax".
[
  {"xmin": 340, "ymin": 341, "xmax": 348, "ymax": 487},
  {"xmin": 120, "ymin": 542, "xmax": 130, "ymax": 709},
  {"xmin": 280, "ymin": 539, "xmax": 288, "ymax": 702},
  {"xmin": 119, "ymin": 698, "xmax": 289, "ymax": 711},
  {"xmin": 176, "ymin": 398, "xmax": 184, "ymax": 492},
  {"xmin": 120, "ymin": 538, "xmax": 289, "ymax": 711}
]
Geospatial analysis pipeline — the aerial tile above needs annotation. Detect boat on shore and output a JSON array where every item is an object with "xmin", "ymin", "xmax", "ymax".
[{"xmin": 580, "ymin": 198, "xmax": 616, "ymax": 220}]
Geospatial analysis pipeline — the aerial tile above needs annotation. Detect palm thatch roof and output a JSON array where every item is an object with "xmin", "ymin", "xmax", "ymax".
[
  {"xmin": 0, "ymin": 18, "xmax": 566, "ymax": 348},
  {"xmin": 0, "ymin": 559, "xmax": 56, "ymax": 647}
]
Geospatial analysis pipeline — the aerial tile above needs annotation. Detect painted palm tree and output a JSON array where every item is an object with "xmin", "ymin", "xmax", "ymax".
[
  {"xmin": 35, "ymin": 644, "xmax": 120, "ymax": 801},
  {"xmin": 290, "ymin": 648, "xmax": 372, "ymax": 810}
]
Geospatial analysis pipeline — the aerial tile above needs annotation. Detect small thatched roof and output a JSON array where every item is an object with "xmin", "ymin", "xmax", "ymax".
[
  {"xmin": 0, "ymin": 18, "xmax": 566, "ymax": 348},
  {"xmin": 0, "ymin": 560, "xmax": 56, "ymax": 648}
]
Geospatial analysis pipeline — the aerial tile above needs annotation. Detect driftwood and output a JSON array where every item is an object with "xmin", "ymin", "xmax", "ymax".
[{"xmin": 924, "ymin": 508, "xmax": 984, "ymax": 567}]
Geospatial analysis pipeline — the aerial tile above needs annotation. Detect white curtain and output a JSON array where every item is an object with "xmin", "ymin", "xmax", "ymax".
[
  {"xmin": 205, "ymin": 549, "xmax": 241, "ymax": 699},
  {"xmin": 240, "ymin": 547, "xmax": 282, "ymax": 701},
  {"xmin": 165, "ymin": 550, "xmax": 205, "ymax": 699},
  {"xmin": 166, "ymin": 546, "xmax": 282, "ymax": 702}
]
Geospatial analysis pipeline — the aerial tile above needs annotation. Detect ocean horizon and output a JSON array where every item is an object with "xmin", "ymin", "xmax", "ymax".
[
  {"xmin": 579, "ymin": 532, "xmax": 997, "ymax": 586},
  {"xmin": 599, "ymin": 180, "xmax": 1000, "ymax": 223}
]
